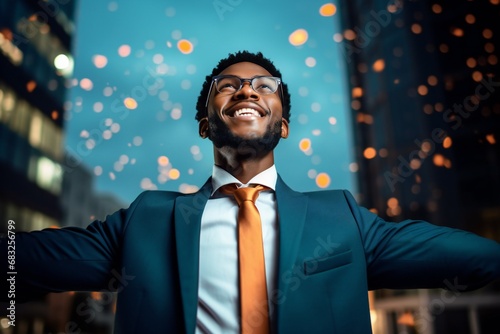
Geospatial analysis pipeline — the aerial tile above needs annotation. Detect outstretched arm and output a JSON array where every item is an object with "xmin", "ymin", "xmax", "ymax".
[
  {"xmin": 343, "ymin": 190, "xmax": 500, "ymax": 291},
  {"xmin": 0, "ymin": 192, "xmax": 146, "ymax": 301}
]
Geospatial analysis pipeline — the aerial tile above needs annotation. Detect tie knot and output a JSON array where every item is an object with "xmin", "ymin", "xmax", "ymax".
[{"xmin": 220, "ymin": 184, "xmax": 266, "ymax": 206}]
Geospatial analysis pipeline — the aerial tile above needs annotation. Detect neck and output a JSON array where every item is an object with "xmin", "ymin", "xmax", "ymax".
[{"xmin": 214, "ymin": 147, "xmax": 275, "ymax": 184}]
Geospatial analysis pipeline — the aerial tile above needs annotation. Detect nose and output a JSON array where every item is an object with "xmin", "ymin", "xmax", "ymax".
[{"xmin": 234, "ymin": 81, "xmax": 259, "ymax": 100}]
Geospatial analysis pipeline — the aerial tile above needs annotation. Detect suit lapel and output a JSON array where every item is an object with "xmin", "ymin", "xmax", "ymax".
[
  {"xmin": 174, "ymin": 179, "xmax": 211, "ymax": 334},
  {"xmin": 275, "ymin": 176, "xmax": 308, "ymax": 302}
]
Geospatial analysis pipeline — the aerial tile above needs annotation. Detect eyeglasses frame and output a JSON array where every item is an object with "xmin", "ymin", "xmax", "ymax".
[{"xmin": 204, "ymin": 75, "xmax": 284, "ymax": 109}]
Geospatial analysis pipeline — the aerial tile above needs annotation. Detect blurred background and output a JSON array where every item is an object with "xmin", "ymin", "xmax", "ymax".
[{"xmin": 0, "ymin": 0, "xmax": 499, "ymax": 333}]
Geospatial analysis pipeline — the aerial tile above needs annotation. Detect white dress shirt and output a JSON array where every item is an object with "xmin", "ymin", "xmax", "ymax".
[{"xmin": 196, "ymin": 165, "xmax": 279, "ymax": 334}]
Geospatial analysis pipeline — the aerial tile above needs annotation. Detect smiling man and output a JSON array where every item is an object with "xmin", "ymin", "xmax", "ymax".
[
  {"xmin": 1, "ymin": 51, "xmax": 500, "ymax": 334},
  {"xmin": 197, "ymin": 58, "xmax": 289, "ymax": 184}
]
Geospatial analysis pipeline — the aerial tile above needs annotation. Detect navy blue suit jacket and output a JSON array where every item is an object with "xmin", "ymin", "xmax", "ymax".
[{"xmin": 2, "ymin": 177, "xmax": 500, "ymax": 333}]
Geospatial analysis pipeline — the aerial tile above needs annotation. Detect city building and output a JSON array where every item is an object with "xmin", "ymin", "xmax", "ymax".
[
  {"xmin": 0, "ymin": 1, "xmax": 78, "ymax": 333},
  {"xmin": 336, "ymin": 0, "xmax": 500, "ymax": 333},
  {"xmin": 0, "ymin": 0, "xmax": 75, "ymax": 232}
]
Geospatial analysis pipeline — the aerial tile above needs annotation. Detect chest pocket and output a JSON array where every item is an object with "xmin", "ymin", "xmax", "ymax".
[{"xmin": 303, "ymin": 249, "xmax": 352, "ymax": 275}]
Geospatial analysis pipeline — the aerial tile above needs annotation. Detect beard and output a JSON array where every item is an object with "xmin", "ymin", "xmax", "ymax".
[{"xmin": 207, "ymin": 114, "xmax": 282, "ymax": 160}]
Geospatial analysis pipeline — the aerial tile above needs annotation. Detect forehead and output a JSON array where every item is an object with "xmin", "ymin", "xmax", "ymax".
[{"xmin": 218, "ymin": 62, "xmax": 273, "ymax": 77}]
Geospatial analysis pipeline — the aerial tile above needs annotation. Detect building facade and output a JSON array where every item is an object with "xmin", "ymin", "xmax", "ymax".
[
  {"xmin": 0, "ymin": 0, "xmax": 75, "ymax": 232},
  {"xmin": 0, "ymin": 1, "xmax": 78, "ymax": 333},
  {"xmin": 335, "ymin": 0, "xmax": 500, "ymax": 333}
]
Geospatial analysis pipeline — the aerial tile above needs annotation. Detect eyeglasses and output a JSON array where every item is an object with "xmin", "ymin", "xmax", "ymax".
[{"xmin": 205, "ymin": 75, "xmax": 283, "ymax": 108}]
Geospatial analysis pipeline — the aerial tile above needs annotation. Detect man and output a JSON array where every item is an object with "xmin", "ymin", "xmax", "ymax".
[{"xmin": 2, "ymin": 51, "xmax": 500, "ymax": 333}]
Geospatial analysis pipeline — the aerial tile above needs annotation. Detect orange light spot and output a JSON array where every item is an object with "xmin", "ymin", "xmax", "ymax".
[
  {"xmin": 427, "ymin": 75, "xmax": 438, "ymax": 86},
  {"xmin": 51, "ymin": 110, "xmax": 58, "ymax": 120},
  {"xmin": 177, "ymin": 39, "xmax": 194, "ymax": 54},
  {"xmin": 372, "ymin": 59, "xmax": 385, "ymax": 72},
  {"xmin": 417, "ymin": 85, "xmax": 428, "ymax": 96},
  {"xmin": 299, "ymin": 138, "xmax": 311, "ymax": 152},
  {"xmin": 486, "ymin": 134, "xmax": 496, "ymax": 144},
  {"xmin": 26, "ymin": 80, "xmax": 37, "ymax": 92},
  {"xmin": 472, "ymin": 71, "xmax": 483, "ymax": 82},
  {"xmin": 411, "ymin": 24, "xmax": 422, "ymax": 34},
  {"xmin": 158, "ymin": 156, "xmax": 169, "ymax": 166},
  {"xmin": 421, "ymin": 141, "xmax": 432, "ymax": 153},
  {"xmin": 364, "ymin": 114, "xmax": 374, "ymax": 124},
  {"xmin": 168, "ymin": 168, "xmax": 180, "ymax": 180},
  {"xmin": 432, "ymin": 4, "xmax": 442, "ymax": 13},
  {"xmin": 433, "ymin": 154, "xmax": 445, "ymax": 167},
  {"xmin": 410, "ymin": 159, "xmax": 421, "ymax": 170},
  {"xmin": 315, "ymin": 173, "xmax": 331, "ymax": 188},
  {"xmin": 465, "ymin": 14, "xmax": 475, "ymax": 24},
  {"xmin": 352, "ymin": 87, "xmax": 363, "ymax": 98},
  {"xmin": 319, "ymin": 3, "xmax": 336, "ymax": 16},
  {"xmin": 343, "ymin": 29, "xmax": 356, "ymax": 41},
  {"xmin": 289, "ymin": 29, "xmax": 309, "ymax": 46},
  {"xmin": 443, "ymin": 137, "xmax": 452, "ymax": 148},
  {"xmin": 466, "ymin": 57, "xmax": 477, "ymax": 68},
  {"xmin": 451, "ymin": 27, "xmax": 464, "ymax": 37},
  {"xmin": 483, "ymin": 29, "xmax": 493, "ymax": 39},
  {"xmin": 363, "ymin": 147, "xmax": 377, "ymax": 159},
  {"xmin": 123, "ymin": 97, "xmax": 138, "ymax": 110},
  {"xmin": 387, "ymin": 197, "xmax": 399, "ymax": 209}
]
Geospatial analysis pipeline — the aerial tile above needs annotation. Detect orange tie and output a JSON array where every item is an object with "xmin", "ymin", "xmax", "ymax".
[{"xmin": 221, "ymin": 184, "xmax": 270, "ymax": 334}]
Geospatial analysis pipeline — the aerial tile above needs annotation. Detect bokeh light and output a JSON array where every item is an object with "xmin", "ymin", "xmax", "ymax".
[
  {"xmin": 315, "ymin": 173, "xmax": 331, "ymax": 188},
  {"xmin": 363, "ymin": 147, "xmax": 377, "ymax": 159},
  {"xmin": 93, "ymin": 55, "xmax": 108, "ymax": 68},
  {"xmin": 54, "ymin": 54, "xmax": 70, "ymax": 70},
  {"xmin": 319, "ymin": 3, "xmax": 337, "ymax": 17},
  {"xmin": 372, "ymin": 59, "xmax": 385, "ymax": 72},
  {"xmin": 169, "ymin": 169, "xmax": 181, "ymax": 180},
  {"xmin": 289, "ymin": 29, "xmax": 309, "ymax": 46},
  {"xmin": 123, "ymin": 97, "xmax": 138, "ymax": 110},
  {"xmin": 299, "ymin": 138, "xmax": 312, "ymax": 152},
  {"xmin": 177, "ymin": 39, "xmax": 194, "ymax": 54},
  {"xmin": 118, "ymin": 44, "xmax": 131, "ymax": 57},
  {"xmin": 79, "ymin": 78, "xmax": 93, "ymax": 91},
  {"xmin": 158, "ymin": 156, "xmax": 169, "ymax": 166}
]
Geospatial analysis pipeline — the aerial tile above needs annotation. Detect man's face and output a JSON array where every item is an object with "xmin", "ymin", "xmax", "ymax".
[{"xmin": 200, "ymin": 62, "xmax": 289, "ymax": 154}]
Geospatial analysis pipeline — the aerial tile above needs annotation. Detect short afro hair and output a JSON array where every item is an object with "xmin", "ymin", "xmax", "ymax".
[{"xmin": 195, "ymin": 51, "xmax": 291, "ymax": 122}]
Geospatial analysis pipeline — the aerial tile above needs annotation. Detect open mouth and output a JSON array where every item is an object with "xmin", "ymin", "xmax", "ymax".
[{"xmin": 232, "ymin": 108, "xmax": 263, "ymax": 118}]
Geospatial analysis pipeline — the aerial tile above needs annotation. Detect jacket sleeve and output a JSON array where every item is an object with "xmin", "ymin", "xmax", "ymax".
[
  {"xmin": 0, "ymin": 192, "xmax": 148, "ymax": 302},
  {"xmin": 342, "ymin": 190, "xmax": 500, "ymax": 291}
]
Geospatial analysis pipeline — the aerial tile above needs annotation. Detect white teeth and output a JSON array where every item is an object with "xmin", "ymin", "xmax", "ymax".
[{"xmin": 234, "ymin": 108, "xmax": 261, "ymax": 117}]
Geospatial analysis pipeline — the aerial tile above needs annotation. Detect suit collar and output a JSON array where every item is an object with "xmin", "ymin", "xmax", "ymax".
[{"xmin": 174, "ymin": 179, "xmax": 212, "ymax": 334}]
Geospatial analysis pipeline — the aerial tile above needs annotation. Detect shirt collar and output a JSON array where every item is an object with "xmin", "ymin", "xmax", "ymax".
[{"xmin": 211, "ymin": 164, "xmax": 277, "ymax": 195}]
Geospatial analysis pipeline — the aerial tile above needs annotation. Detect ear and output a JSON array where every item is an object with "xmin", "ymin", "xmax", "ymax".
[
  {"xmin": 198, "ymin": 117, "xmax": 209, "ymax": 138},
  {"xmin": 281, "ymin": 118, "xmax": 289, "ymax": 139}
]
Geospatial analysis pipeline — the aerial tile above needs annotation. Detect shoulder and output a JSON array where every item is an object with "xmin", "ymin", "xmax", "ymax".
[{"xmin": 128, "ymin": 190, "xmax": 184, "ymax": 210}]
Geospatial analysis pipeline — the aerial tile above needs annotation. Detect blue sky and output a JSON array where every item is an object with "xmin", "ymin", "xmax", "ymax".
[{"xmin": 65, "ymin": 0, "xmax": 357, "ymax": 204}]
